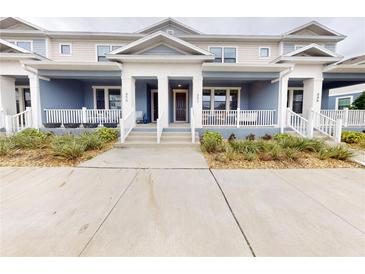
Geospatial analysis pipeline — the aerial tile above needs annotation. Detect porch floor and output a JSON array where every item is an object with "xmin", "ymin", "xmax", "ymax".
[{"xmin": 135, "ymin": 123, "xmax": 190, "ymax": 128}]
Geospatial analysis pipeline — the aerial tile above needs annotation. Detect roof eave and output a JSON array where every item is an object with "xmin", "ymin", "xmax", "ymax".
[{"xmin": 107, "ymin": 54, "xmax": 214, "ymax": 63}]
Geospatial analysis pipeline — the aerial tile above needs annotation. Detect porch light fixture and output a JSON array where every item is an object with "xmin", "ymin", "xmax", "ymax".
[{"xmin": 178, "ymin": 84, "xmax": 182, "ymax": 87}]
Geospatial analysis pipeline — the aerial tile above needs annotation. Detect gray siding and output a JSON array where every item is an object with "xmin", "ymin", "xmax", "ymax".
[
  {"xmin": 141, "ymin": 45, "xmax": 184, "ymax": 55},
  {"xmin": 324, "ymin": 43, "xmax": 336, "ymax": 52},
  {"xmin": 33, "ymin": 39, "xmax": 46, "ymax": 57},
  {"xmin": 283, "ymin": 43, "xmax": 295, "ymax": 54}
]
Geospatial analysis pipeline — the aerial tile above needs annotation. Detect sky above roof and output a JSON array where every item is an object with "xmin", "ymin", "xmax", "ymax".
[{"xmin": 25, "ymin": 17, "xmax": 365, "ymax": 58}]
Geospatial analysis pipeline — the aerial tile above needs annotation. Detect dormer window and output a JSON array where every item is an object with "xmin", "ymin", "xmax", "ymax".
[
  {"xmin": 294, "ymin": 45, "xmax": 305, "ymax": 51},
  {"xmin": 9, "ymin": 40, "xmax": 32, "ymax": 51},
  {"xmin": 166, "ymin": 29, "xmax": 175, "ymax": 35}
]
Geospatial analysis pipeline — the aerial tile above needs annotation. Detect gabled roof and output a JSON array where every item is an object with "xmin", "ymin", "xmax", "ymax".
[
  {"xmin": 109, "ymin": 31, "xmax": 212, "ymax": 56},
  {"xmin": 337, "ymin": 54, "xmax": 365, "ymax": 65},
  {"xmin": 283, "ymin": 21, "xmax": 344, "ymax": 37},
  {"xmin": 136, "ymin": 18, "xmax": 201, "ymax": 35},
  {"xmin": 0, "ymin": 38, "xmax": 31, "ymax": 53},
  {"xmin": 0, "ymin": 17, "xmax": 45, "ymax": 31},
  {"xmin": 0, "ymin": 38, "xmax": 46, "ymax": 61},
  {"xmin": 285, "ymin": 43, "xmax": 341, "ymax": 58}
]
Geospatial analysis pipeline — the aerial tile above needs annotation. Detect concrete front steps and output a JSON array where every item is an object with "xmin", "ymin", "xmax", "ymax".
[{"xmin": 115, "ymin": 126, "xmax": 200, "ymax": 148}]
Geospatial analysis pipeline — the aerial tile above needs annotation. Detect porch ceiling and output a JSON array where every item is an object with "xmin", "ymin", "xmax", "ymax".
[
  {"xmin": 203, "ymin": 71, "xmax": 280, "ymax": 81},
  {"xmin": 38, "ymin": 69, "xmax": 121, "ymax": 80}
]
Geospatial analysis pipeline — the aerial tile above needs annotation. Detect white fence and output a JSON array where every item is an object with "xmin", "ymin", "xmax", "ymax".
[
  {"xmin": 312, "ymin": 110, "xmax": 342, "ymax": 142},
  {"xmin": 320, "ymin": 109, "xmax": 365, "ymax": 127},
  {"xmin": 0, "ymin": 109, "xmax": 5, "ymax": 129},
  {"xmin": 44, "ymin": 108, "xmax": 122, "ymax": 126},
  {"xmin": 286, "ymin": 108, "xmax": 311, "ymax": 138},
  {"xmin": 190, "ymin": 108, "xmax": 196, "ymax": 143},
  {"xmin": 120, "ymin": 109, "xmax": 135, "ymax": 143},
  {"xmin": 202, "ymin": 109, "xmax": 276, "ymax": 127}
]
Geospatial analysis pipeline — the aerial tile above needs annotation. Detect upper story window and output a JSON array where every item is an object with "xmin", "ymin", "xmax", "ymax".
[
  {"xmin": 59, "ymin": 43, "xmax": 72, "ymax": 55},
  {"xmin": 294, "ymin": 45, "xmax": 305, "ymax": 51},
  {"xmin": 10, "ymin": 40, "xmax": 32, "ymax": 51},
  {"xmin": 166, "ymin": 29, "xmax": 175, "ymax": 35},
  {"xmin": 209, "ymin": 47, "xmax": 237, "ymax": 63},
  {"xmin": 259, "ymin": 47, "xmax": 270, "ymax": 58},
  {"xmin": 97, "ymin": 45, "xmax": 122, "ymax": 62}
]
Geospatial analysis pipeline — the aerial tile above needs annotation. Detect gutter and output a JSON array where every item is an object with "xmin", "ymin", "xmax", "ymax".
[{"xmin": 271, "ymin": 65, "xmax": 294, "ymax": 83}]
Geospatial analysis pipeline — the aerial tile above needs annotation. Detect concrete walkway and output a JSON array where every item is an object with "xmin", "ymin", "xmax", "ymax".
[{"xmin": 1, "ymin": 148, "xmax": 364, "ymax": 256}]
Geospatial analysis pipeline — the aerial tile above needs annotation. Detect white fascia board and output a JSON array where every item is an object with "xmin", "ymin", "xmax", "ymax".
[
  {"xmin": 285, "ymin": 43, "xmax": 341, "ymax": 58},
  {"xmin": 272, "ymin": 56, "xmax": 342, "ymax": 65},
  {"xmin": 202, "ymin": 63, "xmax": 293, "ymax": 72},
  {"xmin": 109, "ymin": 31, "xmax": 213, "ymax": 56},
  {"xmin": 281, "ymin": 35, "xmax": 345, "ymax": 42},
  {"xmin": 323, "ymin": 64, "xmax": 365, "ymax": 73},
  {"xmin": 0, "ymin": 52, "xmax": 42, "ymax": 61},
  {"xmin": 283, "ymin": 20, "xmax": 345, "ymax": 37},
  {"xmin": 107, "ymin": 54, "xmax": 214, "ymax": 63},
  {"xmin": 20, "ymin": 61, "xmax": 122, "ymax": 71},
  {"xmin": 0, "ymin": 17, "xmax": 46, "ymax": 31}
]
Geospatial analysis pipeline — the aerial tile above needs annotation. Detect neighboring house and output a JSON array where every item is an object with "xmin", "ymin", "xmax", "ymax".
[
  {"xmin": 0, "ymin": 17, "xmax": 364, "ymax": 141},
  {"xmin": 325, "ymin": 83, "xmax": 365, "ymax": 110}
]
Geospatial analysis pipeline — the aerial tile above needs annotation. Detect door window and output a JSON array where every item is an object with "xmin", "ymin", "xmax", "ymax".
[
  {"xmin": 292, "ymin": 90, "xmax": 303, "ymax": 114},
  {"xmin": 108, "ymin": 89, "xmax": 121, "ymax": 109},
  {"xmin": 214, "ymin": 89, "xmax": 227, "ymax": 110}
]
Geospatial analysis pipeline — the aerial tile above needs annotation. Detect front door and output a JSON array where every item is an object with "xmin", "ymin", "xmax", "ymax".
[
  {"xmin": 151, "ymin": 90, "xmax": 158, "ymax": 122},
  {"xmin": 174, "ymin": 90, "xmax": 188, "ymax": 122}
]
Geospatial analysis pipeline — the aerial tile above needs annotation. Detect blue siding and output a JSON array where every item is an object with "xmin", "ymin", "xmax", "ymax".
[
  {"xmin": 246, "ymin": 81, "xmax": 279, "ymax": 110},
  {"xmin": 135, "ymin": 81, "xmax": 150, "ymax": 122},
  {"xmin": 40, "ymin": 79, "xmax": 84, "ymax": 122},
  {"xmin": 321, "ymin": 89, "xmax": 329, "ymax": 109},
  {"xmin": 33, "ymin": 39, "xmax": 46, "ymax": 57},
  {"xmin": 327, "ymin": 91, "xmax": 363, "ymax": 109}
]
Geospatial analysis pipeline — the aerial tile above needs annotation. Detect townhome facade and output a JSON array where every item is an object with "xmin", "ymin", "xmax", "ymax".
[{"xmin": 0, "ymin": 17, "xmax": 364, "ymax": 143}]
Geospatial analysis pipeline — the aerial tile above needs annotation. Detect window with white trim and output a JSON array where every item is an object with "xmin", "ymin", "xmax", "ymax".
[
  {"xmin": 96, "ymin": 45, "xmax": 122, "ymax": 62},
  {"xmin": 202, "ymin": 87, "xmax": 241, "ymax": 110},
  {"xmin": 10, "ymin": 40, "xmax": 32, "ymax": 51},
  {"xmin": 59, "ymin": 43, "xmax": 71, "ymax": 55},
  {"xmin": 259, "ymin": 47, "xmax": 270, "ymax": 58},
  {"xmin": 209, "ymin": 47, "xmax": 237, "ymax": 63},
  {"xmin": 294, "ymin": 45, "xmax": 305, "ymax": 51},
  {"xmin": 93, "ymin": 86, "xmax": 121, "ymax": 109},
  {"xmin": 337, "ymin": 96, "xmax": 352, "ymax": 110}
]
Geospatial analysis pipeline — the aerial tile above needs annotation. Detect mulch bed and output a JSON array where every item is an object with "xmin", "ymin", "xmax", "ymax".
[
  {"xmin": 0, "ymin": 141, "xmax": 115, "ymax": 167},
  {"xmin": 204, "ymin": 151, "xmax": 360, "ymax": 169}
]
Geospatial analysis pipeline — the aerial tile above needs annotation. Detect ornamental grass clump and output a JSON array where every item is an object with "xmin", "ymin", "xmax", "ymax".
[
  {"xmin": 318, "ymin": 145, "xmax": 353, "ymax": 161},
  {"xmin": 341, "ymin": 131, "xmax": 365, "ymax": 144},
  {"xmin": 10, "ymin": 128, "xmax": 51, "ymax": 149},
  {"xmin": 79, "ymin": 132, "xmax": 105, "ymax": 151},
  {"xmin": 95, "ymin": 127, "xmax": 119, "ymax": 142},
  {"xmin": 0, "ymin": 139, "xmax": 13, "ymax": 156},
  {"xmin": 51, "ymin": 135, "xmax": 86, "ymax": 160},
  {"xmin": 201, "ymin": 131, "xmax": 224, "ymax": 153}
]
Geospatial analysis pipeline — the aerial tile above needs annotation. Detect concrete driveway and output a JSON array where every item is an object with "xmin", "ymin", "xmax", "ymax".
[{"xmin": 1, "ymin": 149, "xmax": 364, "ymax": 256}]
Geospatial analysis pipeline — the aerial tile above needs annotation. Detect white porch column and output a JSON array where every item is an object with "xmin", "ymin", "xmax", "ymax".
[
  {"xmin": 192, "ymin": 75, "xmax": 203, "ymax": 128},
  {"xmin": 277, "ymin": 75, "xmax": 289, "ymax": 132},
  {"xmin": 121, "ymin": 75, "xmax": 135, "ymax": 119},
  {"xmin": 157, "ymin": 75, "xmax": 169, "ymax": 128},
  {"xmin": 0, "ymin": 76, "xmax": 16, "ymax": 115},
  {"xmin": 303, "ymin": 78, "xmax": 323, "ymax": 119},
  {"xmin": 28, "ymin": 73, "xmax": 42, "ymax": 128}
]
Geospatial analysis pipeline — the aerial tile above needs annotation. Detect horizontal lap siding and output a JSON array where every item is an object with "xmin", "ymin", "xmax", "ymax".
[
  {"xmin": 49, "ymin": 39, "xmax": 130, "ymax": 62},
  {"xmin": 191, "ymin": 41, "xmax": 280, "ymax": 63}
]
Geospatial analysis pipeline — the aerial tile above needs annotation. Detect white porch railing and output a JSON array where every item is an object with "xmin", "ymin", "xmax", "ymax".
[
  {"xmin": 120, "ymin": 109, "xmax": 135, "ymax": 143},
  {"xmin": 5, "ymin": 107, "xmax": 32, "ymax": 133},
  {"xmin": 321, "ymin": 109, "xmax": 365, "ymax": 127},
  {"xmin": 156, "ymin": 111, "xmax": 164, "ymax": 144},
  {"xmin": 44, "ymin": 108, "xmax": 122, "ymax": 126},
  {"xmin": 312, "ymin": 110, "xmax": 342, "ymax": 142},
  {"xmin": 191, "ymin": 107, "xmax": 196, "ymax": 143},
  {"xmin": 202, "ymin": 109, "xmax": 276, "ymax": 127},
  {"xmin": 286, "ymin": 108, "xmax": 311, "ymax": 138}
]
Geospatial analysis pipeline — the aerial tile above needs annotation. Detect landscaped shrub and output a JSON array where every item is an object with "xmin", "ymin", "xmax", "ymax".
[
  {"xmin": 267, "ymin": 143, "xmax": 284, "ymax": 160},
  {"xmin": 273, "ymin": 133, "xmax": 292, "ymax": 141},
  {"xmin": 10, "ymin": 129, "xmax": 51, "ymax": 149},
  {"xmin": 201, "ymin": 131, "xmax": 224, "ymax": 153},
  {"xmin": 95, "ymin": 127, "xmax": 119, "ymax": 142},
  {"xmin": 274, "ymin": 134, "xmax": 325, "ymax": 152},
  {"xmin": 245, "ymin": 133, "xmax": 255, "ymax": 140},
  {"xmin": 284, "ymin": 148, "xmax": 300, "ymax": 161},
  {"xmin": 318, "ymin": 146, "xmax": 353, "ymax": 160},
  {"xmin": 79, "ymin": 132, "xmax": 105, "ymax": 151},
  {"xmin": 0, "ymin": 139, "xmax": 13, "ymax": 156},
  {"xmin": 51, "ymin": 136, "xmax": 86, "ymax": 160},
  {"xmin": 229, "ymin": 140, "xmax": 261, "ymax": 154},
  {"xmin": 341, "ymin": 131, "xmax": 365, "ymax": 144},
  {"xmin": 228, "ymin": 133, "xmax": 236, "ymax": 143},
  {"xmin": 244, "ymin": 151, "xmax": 258, "ymax": 161},
  {"xmin": 261, "ymin": 134, "xmax": 272, "ymax": 141}
]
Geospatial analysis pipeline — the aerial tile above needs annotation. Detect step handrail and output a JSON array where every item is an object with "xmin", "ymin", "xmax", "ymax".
[
  {"xmin": 190, "ymin": 107, "xmax": 195, "ymax": 143},
  {"xmin": 120, "ymin": 108, "xmax": 134, "ymax": 143},
  {"xmin": 312, "ymin": 109, "xmax": 342, "ymax": 143},
  {"xmin": 286, "ymin": 108, "xmax": 312, "ymax": 138},
  {"xmin": 156, "ymin": 111, "xmax": 164, "ymax": 144}
]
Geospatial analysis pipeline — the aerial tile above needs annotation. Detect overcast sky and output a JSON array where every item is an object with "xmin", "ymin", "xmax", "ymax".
[{"xmin": 25, "ymin": 17, "xmax": 365, "ymax": 58}]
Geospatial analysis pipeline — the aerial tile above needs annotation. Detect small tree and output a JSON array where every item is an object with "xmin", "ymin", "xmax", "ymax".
[{"xmin": 350, "ymin": 91, "xmax": 365, "ymax": 109}]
